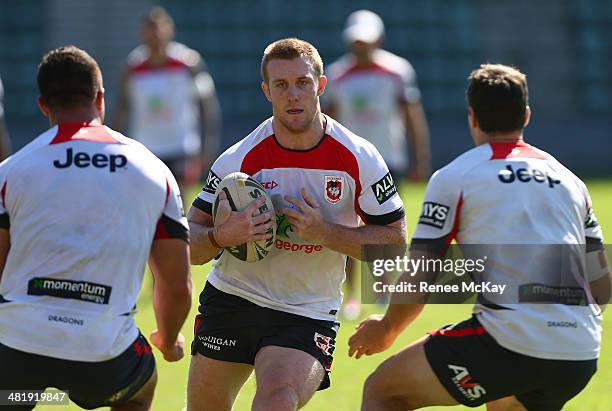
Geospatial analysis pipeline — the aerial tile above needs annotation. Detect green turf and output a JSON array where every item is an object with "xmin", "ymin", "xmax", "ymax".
[{"xmin": 37, "ymin": 180, "xmax": 612, "ymax": 410}]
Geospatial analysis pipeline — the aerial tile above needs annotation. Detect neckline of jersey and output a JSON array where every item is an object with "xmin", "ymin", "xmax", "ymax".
[{"xmin": 271, "ymin": 115, "xmax": 329, "ymax": 153}]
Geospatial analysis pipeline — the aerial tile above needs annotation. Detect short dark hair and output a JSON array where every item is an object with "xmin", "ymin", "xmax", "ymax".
[
  {"xmin": 467, "ymin": 64, "xmax": 529, "ymax": 133},
  {"xmin": 261, "ymin": 38, "xmax": 323, "ymax": 83},
  {"xmin": 37, "ymin": 45, "xmax": 102, "ymax": 110}
]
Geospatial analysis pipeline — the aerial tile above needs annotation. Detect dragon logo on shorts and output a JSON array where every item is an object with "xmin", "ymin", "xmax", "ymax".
[
  {"xmin": 314, "ymin": 332, "xmax": 335, "ymax": 357},
  {"xmin": 324, "ymin": 176, "xmax": 343, "ymax": 204}
]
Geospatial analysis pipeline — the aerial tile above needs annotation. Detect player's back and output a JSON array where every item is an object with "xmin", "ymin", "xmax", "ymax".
[
  {"xmin": 415, "ymin": 140, "xmax": 603, "ymax": 360},
  {"xmin": 0, "ymin": 122, "xmax": 179, "ymax": 361}
]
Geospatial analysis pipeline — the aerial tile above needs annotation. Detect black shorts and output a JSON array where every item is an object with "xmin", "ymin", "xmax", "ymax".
[
  {"xmin": 191, "ymin": 282, "xmax": 339, "ymax": 390},
  {"xmin": 424, "ymin": 316, "xmax": 597, "ymax": 410},
  {"xmin": 0, "ymin": 333, "xmax": 155, "ymax": 410}
]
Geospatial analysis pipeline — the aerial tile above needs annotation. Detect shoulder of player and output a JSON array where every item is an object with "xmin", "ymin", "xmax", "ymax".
[
  {"xmin": 431, "ymin": 144, "xmax": 493, "ymax": 186},
  {"xmin": 326, "ymin": 54, "xmax": 354, "ymax": 79},
  {"xmin": 213, "ymin": 118, "xmax": 274, "ymax": 171},
  {"xmin": 373, "ymin": 49, "xmax": 414, "ymax": 77},
  {"xmin": 0, "ymin": 126, "xmax": 63, "ymax": 174},
  {"xmin": 325, "ymin": 118, "xmax": 382, "ymax": 165},
  {"xmin": 167, "ymin": 42, "xmax": 203, "ymax": 71},
  {"xmin": 125, "ymin": 45, "xmax": 150, "ymax": 68}
]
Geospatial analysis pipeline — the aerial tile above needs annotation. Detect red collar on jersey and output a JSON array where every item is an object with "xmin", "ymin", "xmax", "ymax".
[
  {"xmin": 49, "ymin": 122, "xmax": 118, "ymax": 145},
  {"xmin": 489, "ymin": 141, "xmax": 546, "ymax": 160}
]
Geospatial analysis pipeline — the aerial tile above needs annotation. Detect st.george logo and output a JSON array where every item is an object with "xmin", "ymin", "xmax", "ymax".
[{"xmin": 325, "ymin": 176, "xmax": 344, "ymax": 204}]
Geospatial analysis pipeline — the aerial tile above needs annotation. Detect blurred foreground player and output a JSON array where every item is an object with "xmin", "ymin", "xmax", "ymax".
[
  {"xmin": 114, "ymin": 6, "xmax": 221, "ymax": 193},
  {"xmin": 0, "ymin": 46, "xmax": 192, "ymax": 411},
  {"xmin": 187, "ymin": 38, "xmax": 406, "ymax": 411},
  {"xmin": 349, "ymin": 64, "xmax": 611, "ymax": 411}
]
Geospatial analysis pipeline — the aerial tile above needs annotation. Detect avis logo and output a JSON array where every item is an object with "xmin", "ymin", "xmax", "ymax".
[{"xmin": 448, "ymin": 364, "xmax": 486, "ymax": 401}]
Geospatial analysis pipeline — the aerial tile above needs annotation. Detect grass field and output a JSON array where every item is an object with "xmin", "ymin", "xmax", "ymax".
[{"xmin": 37, "ymin": 179, "xmax": 612, "ymax": 411}]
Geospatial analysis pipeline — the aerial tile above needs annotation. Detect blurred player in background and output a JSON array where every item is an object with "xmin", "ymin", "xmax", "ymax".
[
  {"xmin": 187, "ymin": 38, "xmax": 406, "ymax": 411},
  {"xmin": 325, "ymin": 10, "xmax": 431, "ymax": 320},
  {"xmin": 349, "ymin": 64, "xmax": 611, "ymax": 411},
  {"xmin": 0, "ymin": 46, "xmax": 192, "ymax": 410},
  {"xmin": 114, "ymin": 6, "xmax": 221, "ymax": 194},
  {"xmin": 0, "ymin": 74, "xmax": 11, "ymax": 160}
]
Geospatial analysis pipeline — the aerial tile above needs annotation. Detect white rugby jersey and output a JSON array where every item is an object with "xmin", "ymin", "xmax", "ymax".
[
  {"xmin": 325, "ymin": 49, "xmax": 421, "ymax": 172},
  {"xmin": 0, "ymin": 122, "xmax": 188, "ymax": 361},
  {"xmin": 126, "ymin": 42, "xmax": 203, "ymax": 159},
  {"xmin": 193, "ymin": 116, "xmax": 404, "ymax": 321},
  {"xmin": 413, "ymin": 140, "xmax": 605, "ymax": 360}
]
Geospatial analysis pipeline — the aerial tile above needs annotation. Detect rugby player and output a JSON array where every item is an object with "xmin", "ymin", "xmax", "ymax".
[
  {"xmin": 114, "ymin": 6, "xmax": 221, "ymax": 193},
  {"xmin": 0, "ymin": 46, "xmax": 191, "ymax": 411},
  {"xmin": 186, "ymin": 38, "xmax": 407, "ymax": 411},
  {"xmin": 324, "ymin": 10, "xmax": 430, "ymax": 319},
  {"xmin": 349, "ymin": 64, "xmax": 611, "ymax": 411}
]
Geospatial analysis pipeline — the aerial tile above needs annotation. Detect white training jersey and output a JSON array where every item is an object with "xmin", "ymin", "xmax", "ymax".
[
  {"xmin": 413, "ymin": 141, "xmax": 605, "ymax": 360},
  {"xmin": 193, "ymin": 116, "xmax": 404, "ymax": 321},
  {"xmin": 0, "ymin": 122, "xmax": 188, "ymax": 362},
  {"xmin": 325, "ymin": 49, "xmax": 421, "ymax": 172},
  {"xmin": 126, "ymin": 42, "xmax": 203, "ymax": 159}
]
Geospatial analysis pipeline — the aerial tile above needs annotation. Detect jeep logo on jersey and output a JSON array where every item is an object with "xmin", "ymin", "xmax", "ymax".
[
  {"xmin": 448, "ymin": 364, "xmax": 487, "ymax": 401},
  {"xmin": 325, "ymin": 176, "xmax": 344, "ymax": 204},
  {"xmin": 372, "ymin": 172, "xmax": 397, "ymax": 204},
  {"xmin": 203, "ymin": 170, "xmax": 221, "ymax": 194},
  {"xmin": 419, "ymin": 201, "xmax": 450, "ymax": 229},
  {"xmin": 498, "ymin": 165, "xmax": 560, "ymax": 188},
  {"xmin": 53, "ymin": 148, "xmax": 127, "ymax": 172}
]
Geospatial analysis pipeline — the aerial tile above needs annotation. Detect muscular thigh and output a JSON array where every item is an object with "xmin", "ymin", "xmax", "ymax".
[{"xmin": 254, "ymin": 346, "xmax": 324, "ymax": 407}]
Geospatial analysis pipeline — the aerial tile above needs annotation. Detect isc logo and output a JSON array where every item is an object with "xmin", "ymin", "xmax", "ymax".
[
  {"xmin": 498, "ymin": 165, "xmax": 560, "ymax": 188},
  {"xmin": 53, "ymin": 148, "xmax": 127, "ymax": 172}
]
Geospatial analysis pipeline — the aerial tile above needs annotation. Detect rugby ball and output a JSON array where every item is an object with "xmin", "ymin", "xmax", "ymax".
[{"xmin": 212, "ymin": 172, "xmax": 276, "ymax": 262}]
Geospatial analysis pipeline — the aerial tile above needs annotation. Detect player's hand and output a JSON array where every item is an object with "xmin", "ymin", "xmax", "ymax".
[
  {"xmin": 215, "ymin": 191, "xmax": 274, "ymax": 247},
  {"xmin": 348, "ymin": 314, "xmax": 398, "ymax": 359},
  {"xmin": 281, "ymin": 188, "xmax": 330, "ymax": 244},
  {"xmin": 150, "ymin": 330, "xmax": 185, "ymax": 362}
]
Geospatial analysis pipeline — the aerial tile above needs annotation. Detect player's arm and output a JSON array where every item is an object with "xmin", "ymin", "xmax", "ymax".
[
  {"xmin": 149, "ymin": 238, "xmax": 191, "ymax": 362},
  {"xmin": 0, "ymin": 80, "xmax": 11, "ymax": 160},
  {"xmin": 0, "ymin": 113, "xmax": 11, "ymax": 161},
  {"xmin": 0, "ymin": 229, "xmax": 9, "ymax": 282},
  {"xmin": 111, "ymin": 66, "xmax": 130, "ymax": 133},
  {"xmin": 191, "ymin": 57, "xmax": 221, "ymax": 170},
  {"xmin": 398, "ymin": 64, "xmax": 430, "ymax": 181},
  {"xmin": 583, "ymin": 196, "xmax": 611, "ymax": 311},
  {"xmin": 348, "ymin": 166, "xmax": 461, "ymax": 358},
  {"xmin": 188, "ymin": 192, "xmax": 274, "ymax": 265},
  {"xmin": 402, "ymin": 100, "xmax": 430, "ymax": 181},
  {"xmin": 148, "ymin": 174, "xmax": 192, "ymax": 362}
]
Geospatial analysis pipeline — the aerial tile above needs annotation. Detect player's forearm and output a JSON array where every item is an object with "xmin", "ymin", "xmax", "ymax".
[
  {"xmin": 0, "ymin": 114, "xmax": 11, "ymax": 161},
  {"xmin": 200, "ymin": 95, "xmax": 221, "ymax": 158},
  {"xmin": 321, "ymin": 220, "xmax": 406, "ymax": 260},
  {"xmin": 381, "ymin": 271, "xmax": 426, "ymax": 336},
  {"xmin": 153, "ymin": 281, "xmax": 191, "ymax": 347},
  {"xmin": 405, "ymin": 103, "xmax": 431, "ymax": 171},
  {"xmin": 188, "ymin": 220, "xmax": 222, "ymax": 264}
]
